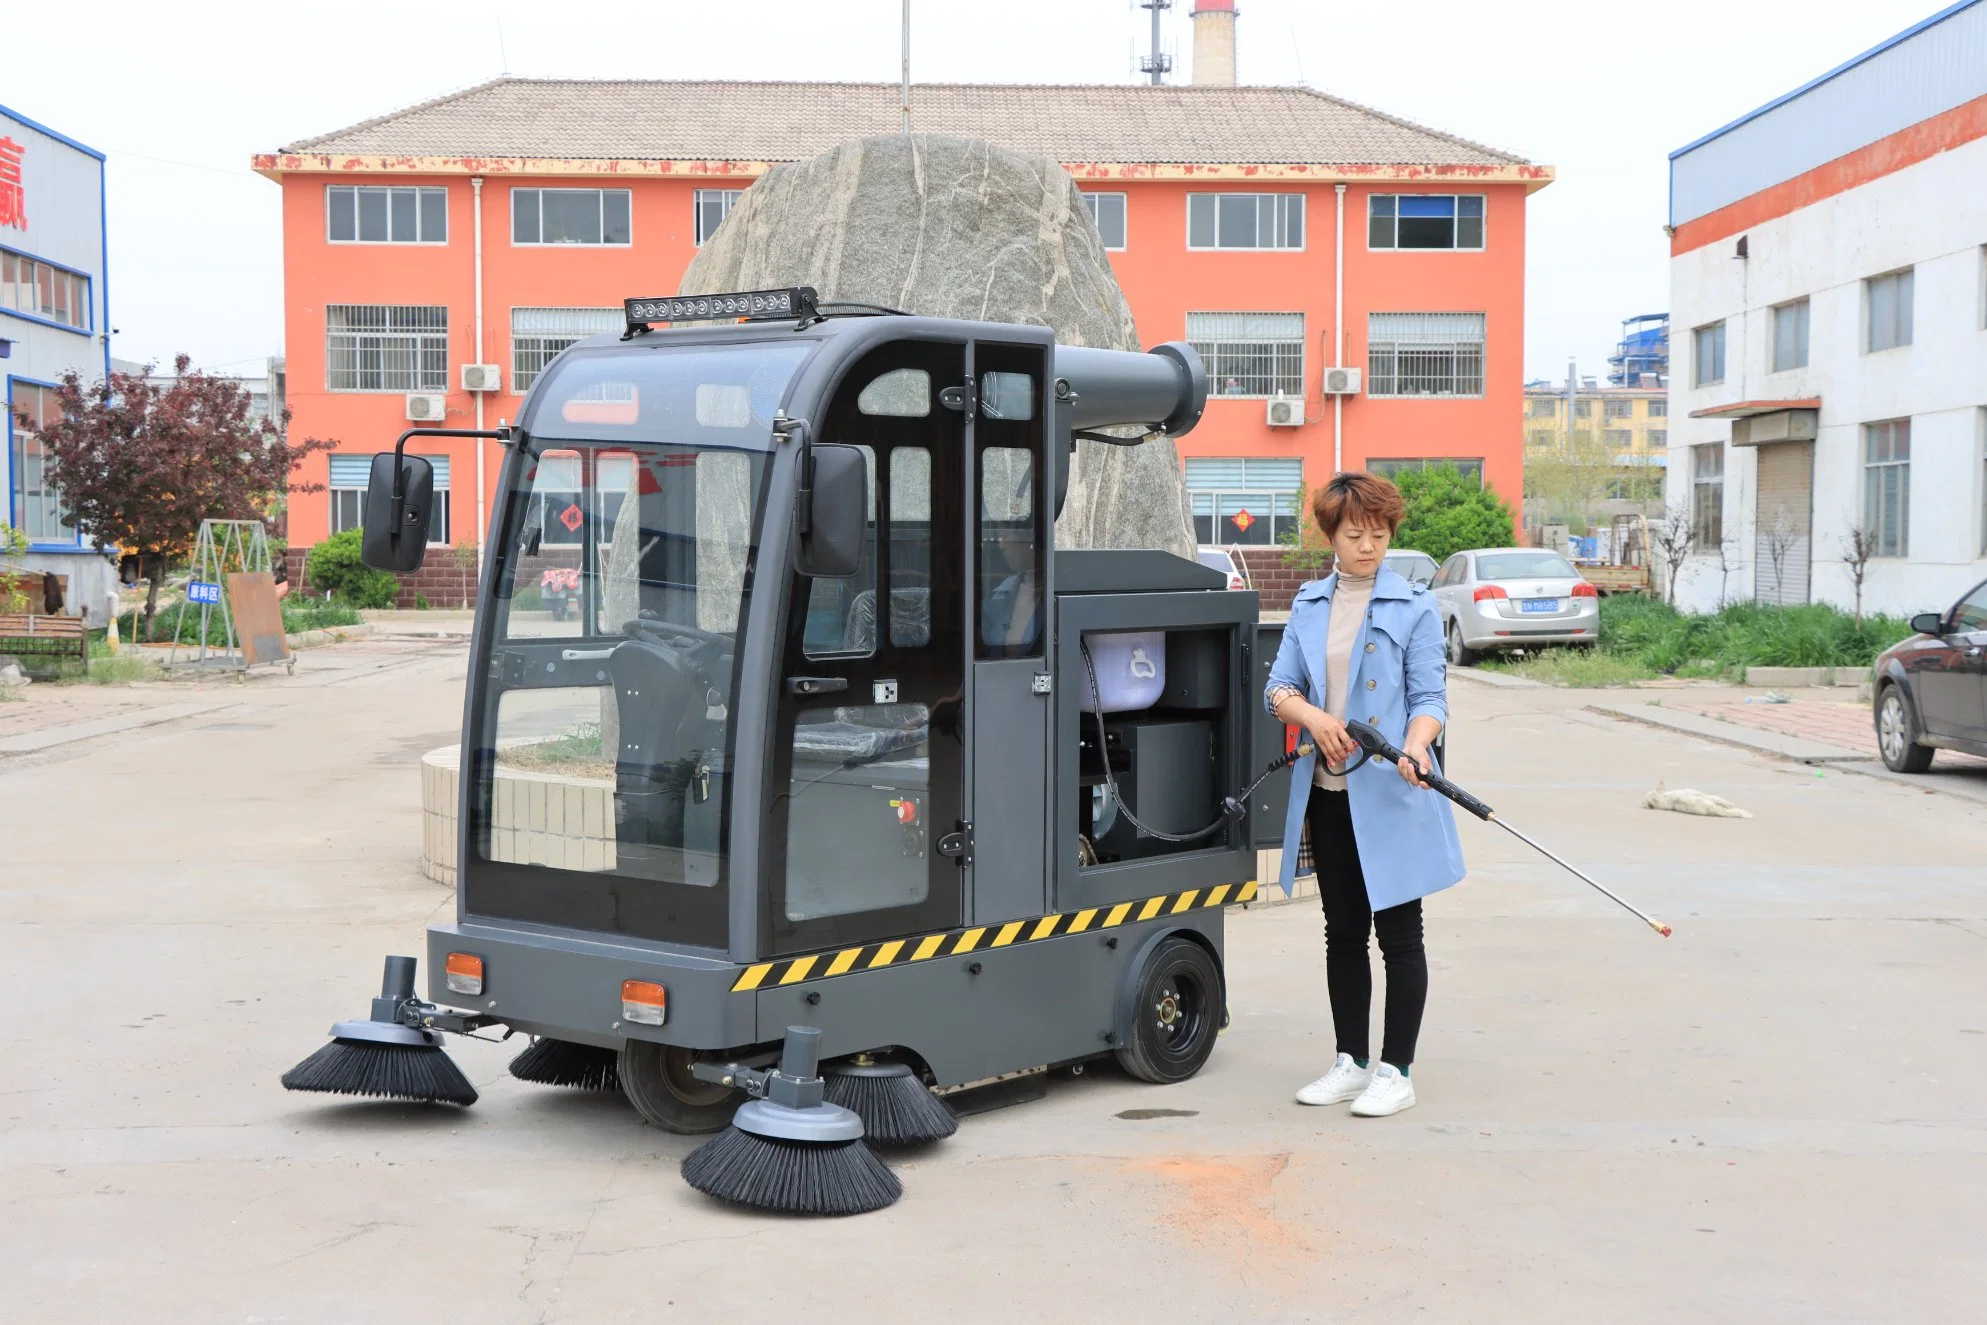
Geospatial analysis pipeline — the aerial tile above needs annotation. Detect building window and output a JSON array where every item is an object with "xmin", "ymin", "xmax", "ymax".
[
  {"xmin": 1369, "ymin": 457, "xmax": 1484, "ymax": 482},
  {"xmin": 1185, "ymin": 457, "xmax": 1302, "ymax": 546},
  {"xmin": 1604, "ymin": 429, "xmax": 1632, "ymax": 448},
  {"xmin": 1573, "ymin": 400, "xmax": 1592, "ymax": 419},
  {"xmin": 1187, "ymin": 193, "xmax": 1303, "ymax": 250},
  {"xmin": 9, "ymin": 381, "xmax": 71, "ymax": 541},
  {"xmin": 1772, "ymin": 299, "xmax": 1810, "ymax": 372},
  {"xmin": 1863, "ymin": 419, "xmax": 1910, "ymax": 557},
  {"xmin": 693, "ymin": 189, "xmax": 742, "ymax": 245},
  {"xmin": 1366, "ymin": 312, "xmax": 1485, "ymax": 398},
  {"xmin": 512, "ymin": 188, "xmax": 632, "ymax": 246},
  {"xmin": 1527, "ymin": 430, "xmax": 1555, "ymax": 448},
  {"xmin": 329, "ymin": 453, "xmax": 450, "ymax": 545},
  {"xmin": 1083, "ymin": 192, "xmax": 1127, "ymax": 250},
  {"xmin": 1367, "ymin": 194, "xmax": 1485, "ymax": 250},
  {"xmin": 0, "ymin": 249, "xmax": 90, "ymax": 331},
  {"xmin": 1187, "ymin": 312, "xmax": 1304, "ymax": 397},
  {"xmin": 1649, "ymin": 400, "xmax": 1667, "ymax": 419},
  {"xmin": 1692, "ymin": 321, "xmax": 1726, "ymax": 386},
  {"xmin": 1527, "ymin": 398, "xmax": 1555, "ymax": 418},
  {"xmin": 326, "ymin": 305, "xmax": 448, "ymax": 393},
  {"xmin": 326, "ymin": 186, "xmax": 446, "ymax": 244},
  {"xmin": 1691, "ymin": 443, "xmax": 1724, "ymax": 547},
  {"xmin": 1866, "ymin": 269, "xmax": 1913, "ymax": 352},
  {"xmin": 511, "ymin": 307, "xmax": 622, "ymax": 392},
  {"xmin": 1649, "ymin": 429, "xmax": 1667, "ymax": 447},
  {"xmin": 1604, "ymin": 398, "xmax": 1633, "ymax": 420}
]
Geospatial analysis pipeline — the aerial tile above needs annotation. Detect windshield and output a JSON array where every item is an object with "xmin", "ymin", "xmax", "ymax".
[
  {"xmin": 465, "ymin": 341, "xmax": 812, "ymax": 942},
  {"xmin": 1475, "ymin": 550, "xmax": 1579, "ymax": 580}
]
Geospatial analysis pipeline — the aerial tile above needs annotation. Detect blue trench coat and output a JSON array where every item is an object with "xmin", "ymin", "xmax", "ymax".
[{"xmin": 1263, "ymin": 568, "xmax": 1466, "ymax": 908}]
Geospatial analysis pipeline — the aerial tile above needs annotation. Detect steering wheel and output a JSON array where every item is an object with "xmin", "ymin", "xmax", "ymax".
[{"xmin": 623, "ymin": 617, "xmax": 731, "ymax": 652}]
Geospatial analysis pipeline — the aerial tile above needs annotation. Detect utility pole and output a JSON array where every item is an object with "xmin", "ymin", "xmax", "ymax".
[
  {"xmin": 1139, "ymin": 0, "xmax": 1173, "ymax": 84},
  {"xmin": 901, "ymin": 0, "xmax": 912, "ymax": 133}
]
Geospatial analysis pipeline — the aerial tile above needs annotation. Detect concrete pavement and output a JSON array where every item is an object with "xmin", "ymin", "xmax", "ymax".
[{"xmin": 4, "ymin": 640, "xmax": 1986, "ymax": 1322}]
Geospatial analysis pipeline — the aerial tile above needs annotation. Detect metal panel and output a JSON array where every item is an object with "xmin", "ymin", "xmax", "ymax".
[
  {"xmin": 1251, "ymin": 623, "xmax": 1295, "ymax": 850},
  {"xmin": 1671, "ymin": 1, "xmax": 1987, "ymax": 225},
  {"xmin": 969, "ymin": 657, "xmax": 1051, "ymax": 925},
  {"xmin": 1754, "ymin": 441, "xmax": 1814, "ymax": 607}
]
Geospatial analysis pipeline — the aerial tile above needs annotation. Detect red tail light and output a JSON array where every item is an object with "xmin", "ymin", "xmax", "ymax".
[
  {"xmin": 1473, "ymin": 584, "xmax": 1508, "ymax": 602},
  {"xmin": 1571, "ymin": 582, "xmax": 1599, "ymax": 599}
]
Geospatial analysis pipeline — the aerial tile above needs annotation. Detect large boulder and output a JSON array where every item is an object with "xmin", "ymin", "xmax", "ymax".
[{"xmin": 680, "ymin": 134, "xmax": 1196, "ymax": 558}]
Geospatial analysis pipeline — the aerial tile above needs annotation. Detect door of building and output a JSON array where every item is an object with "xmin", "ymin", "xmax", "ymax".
[{"xmin": 1753, "ymin": 441, "xmax": 1813, "ymax": 606}]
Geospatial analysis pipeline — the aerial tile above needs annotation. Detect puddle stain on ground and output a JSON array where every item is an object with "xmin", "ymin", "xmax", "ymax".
[
  {"xmin": 1124, "ymin": 1152, "xmax": 1308, "ymax": 1260},
  {"xmin": 1114, "ymin": 1107, "xmax": 1200, "ymax": 1120}
]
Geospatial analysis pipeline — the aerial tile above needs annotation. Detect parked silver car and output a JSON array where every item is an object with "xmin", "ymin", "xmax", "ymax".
[
  {"xmin": 1196, "ymin": 547, "xmax": 1248, "ymax": 591},
  {"xmin": 1430, "ymin": 548, "xmax": 1600, "ymax": 664},
  {"xmin": 1383, "ymin": 549, "xmax": 1439, "ymax": 588}
]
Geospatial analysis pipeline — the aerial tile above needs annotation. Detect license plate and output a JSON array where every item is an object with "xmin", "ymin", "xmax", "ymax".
[{"xmin": 1520, "ymin": 597, "xmax": 1559, "ymax": 613}]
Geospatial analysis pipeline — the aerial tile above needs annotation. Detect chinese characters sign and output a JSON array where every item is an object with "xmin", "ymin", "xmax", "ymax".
[{"xmin": 0, "ymin": 137, "xmax": 24, "ymax": 231}]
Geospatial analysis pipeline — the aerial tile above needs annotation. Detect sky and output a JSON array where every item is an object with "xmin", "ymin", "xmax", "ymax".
[{"xmin": 4, "ymin": 0, "xmax": 1953, "ymax": 383}]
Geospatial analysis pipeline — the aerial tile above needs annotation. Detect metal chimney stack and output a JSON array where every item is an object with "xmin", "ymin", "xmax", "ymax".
[{"xmin": 1191, "ymin": 0, "xmax": 1237, "ymax": 86}]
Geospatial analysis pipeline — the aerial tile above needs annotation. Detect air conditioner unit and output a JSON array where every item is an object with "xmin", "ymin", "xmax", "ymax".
[
  {"xmin": 461, "ymin": 363, "xmax": 502, "ymax": 393},
  {"xmin": 1321, "ymin": 366, "xmax": 1362, "ymax": 396},
  {"xmin": 404, "ymin": 393, "xmax": 447, "ymax": 422},
  {"xmin": 1265, "ymin": 396, "xmax": 1303, "ymax": 428}
]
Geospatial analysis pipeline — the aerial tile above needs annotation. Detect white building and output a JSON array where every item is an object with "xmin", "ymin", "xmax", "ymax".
[
  {"xmin": 1, "ymin": 100, "xmax": 115, "ymax": 616},
  {"xmin": 1666, "ymin": 0, "xmax": 1987, "ymax": 617}
]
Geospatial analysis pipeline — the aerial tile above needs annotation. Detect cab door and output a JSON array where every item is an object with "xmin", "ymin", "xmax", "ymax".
[{"xmin": 765, "ymin": 342, "xmax": 968, "ymax": 956}]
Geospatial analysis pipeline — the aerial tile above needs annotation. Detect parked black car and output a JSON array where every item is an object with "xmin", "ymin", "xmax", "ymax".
[{"xmin": 1872, "ymin": 577, "xmax": 1987, "ymax": 772}]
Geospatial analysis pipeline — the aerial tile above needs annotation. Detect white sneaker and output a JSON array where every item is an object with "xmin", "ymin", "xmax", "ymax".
[
  {"xmin": 1294, "ymin": 1053, "xmax": 1374, "ymax": 1106},
  {"xmin": 1349, "ymin": 1063, "xmax": 1416, "ymax": 1117}
]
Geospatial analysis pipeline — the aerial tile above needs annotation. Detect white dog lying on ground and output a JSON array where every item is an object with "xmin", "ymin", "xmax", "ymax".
[{"xmin": 1644, "ymin": 783, "xmax": 1753, "ymax": 818}]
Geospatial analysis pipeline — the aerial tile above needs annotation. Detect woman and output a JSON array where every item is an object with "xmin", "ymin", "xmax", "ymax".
[{"xmin": 1263, "ymin": 471, "xmax": 1464, "ymax": 1118}]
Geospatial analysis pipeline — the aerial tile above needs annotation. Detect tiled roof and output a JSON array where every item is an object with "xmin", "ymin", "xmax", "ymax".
[{"xmin": 279, "ymin": 78, "xmax": 1528, "ymax": 168}]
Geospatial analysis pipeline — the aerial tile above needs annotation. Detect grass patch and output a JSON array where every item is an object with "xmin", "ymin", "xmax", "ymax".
[
  {"xmin": 1477, "ymin": 597, "xmax": 1917, "ymax": 687},
  {"xmin": 58, "ymin": 654, "xmax": 166, "ymax": 685},
  {"xmin": 497, "ymin": 722, "xmax": 614, "ymax": 781}
]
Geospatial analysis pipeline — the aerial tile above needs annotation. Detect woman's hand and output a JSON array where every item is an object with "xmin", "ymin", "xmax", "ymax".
[
  {"xmin": 1303, "ymin": 709, "xmax": 1358, "ymax": 770},
  {"xmin": 1397, "ymin": 740, "xmax": 1433, "ymax": 790}
]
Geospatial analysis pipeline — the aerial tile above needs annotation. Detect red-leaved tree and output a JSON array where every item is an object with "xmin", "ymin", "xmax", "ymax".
[{"xmin": 26, "ymin": 357, "xmax": 337, "ymax": 637}]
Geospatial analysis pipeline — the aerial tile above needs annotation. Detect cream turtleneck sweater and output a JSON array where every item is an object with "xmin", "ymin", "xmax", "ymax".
[{"xmin": 1314, "ymin": 571, "xmax": 1377, "ymax": 790}]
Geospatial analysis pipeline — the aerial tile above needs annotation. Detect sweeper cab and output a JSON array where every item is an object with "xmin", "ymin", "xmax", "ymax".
[{"xmin": 292, "ymin": 286, "xmax": 1304, "ymax": 1135}]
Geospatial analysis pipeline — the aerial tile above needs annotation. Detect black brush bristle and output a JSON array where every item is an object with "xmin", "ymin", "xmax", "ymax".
[
  {"xmin": 509, "ymin": 1038, "xmax": 621, "ymax": 1091},
  {"xmin": 681, "ymin": 1127, "xmax": 901, "ymax": 1215},
  {"xmin": 282, "ymin": 1038, "xmax": 478, "ymax": 1106},
  {"xmin": 824, "ymin": 1072, "xmax": 957, "ymax": 1146}
]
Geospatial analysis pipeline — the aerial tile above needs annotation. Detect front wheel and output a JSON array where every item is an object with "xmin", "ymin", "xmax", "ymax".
[
  {"xmin": 1876, "ymin": 686, "xmax": 1933, "ymax": 773},
  {"xmin": 619, "ymin": 1041, "xmax": 742, "ymax": 1133},
  {"xmin": 1115, "ymin": 937, "xmax": 1223, "ymax": 1085},
  {"xmin": 1447, "ymin": 621, "xmax": 1479, "ymax": 667}
]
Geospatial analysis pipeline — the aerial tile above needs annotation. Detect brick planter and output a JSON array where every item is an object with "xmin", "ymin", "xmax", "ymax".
[{"xmin": 421, "ymin": 744, "xmax": 617, "ymax": 888}]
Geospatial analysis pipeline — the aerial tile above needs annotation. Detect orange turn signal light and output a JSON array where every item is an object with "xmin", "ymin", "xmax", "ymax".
[
  {"xmin": 444, "ymin": 952, "xmax": 484, "ymax": 996},
  {"xmin": 622, "ymin": 979, "xmax": 667, "ymax": 1026}
]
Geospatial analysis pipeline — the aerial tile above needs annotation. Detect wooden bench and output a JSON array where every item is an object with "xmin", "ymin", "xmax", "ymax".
[{"xmin": 0, "ymin": 614, "xmax": 88, "ymax": 674}]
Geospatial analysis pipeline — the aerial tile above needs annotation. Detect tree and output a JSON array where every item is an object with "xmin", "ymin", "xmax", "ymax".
[
  {"xmin": 1648, "ymin": 503, "xmax": 1697, "ymax": 608},
  {"xmin": 1840, "ymin": 523, "xmax": 1879, "ymax": 626},
  {"xmin": 27, "ymin": 358, "xmax": 336, "ymax": 638},
  {"xmin": 1759, "ymin": 505, "xmax": 1798, "ymax": 605},
  {"xmin": 0, "ymin": 522, "xmax": 29, "ymax": 614},
  {"xmin": 1524, "ymin": 428, "xmax": 1662, "ymax": 533},
  {"xmin": 1390, "ymin": 463, "xmax": 1515, "ymax": 564}
]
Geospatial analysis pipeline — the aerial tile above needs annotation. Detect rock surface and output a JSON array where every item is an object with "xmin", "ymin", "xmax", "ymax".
[{"xmin": 680, "ymin": 134, "xmax": 1196, "ymax": 557}]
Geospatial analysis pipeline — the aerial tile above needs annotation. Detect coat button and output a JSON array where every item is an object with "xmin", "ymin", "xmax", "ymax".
[
  {"xmin": 1366, "ymin": 679, "xmax": 1377, "ymax": 690},
  {"xmin": 1365, "ymin": 642, "xmax": 1376, "ymax": 653}
]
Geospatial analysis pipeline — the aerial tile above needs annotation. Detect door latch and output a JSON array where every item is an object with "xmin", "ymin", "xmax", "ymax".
[
  {"xmin": 936, "ymin": 822, "xmax": 974, "ymax": 865},
  {"xmin": 938, "ymin": 380, "xmax": 978, "ymax": 414},
  {"xmin": 1030, "ymin": 673, "xmax": 1052, "ymax": 696},
  {"xmin": 785, "ymin": 676, "xmax": 850, "ymax": 696}
]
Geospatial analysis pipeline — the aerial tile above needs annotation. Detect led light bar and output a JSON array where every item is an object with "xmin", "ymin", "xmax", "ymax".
[{"xmin": 624, "ymin": 286, "xmax": 817, "ymax": 328}]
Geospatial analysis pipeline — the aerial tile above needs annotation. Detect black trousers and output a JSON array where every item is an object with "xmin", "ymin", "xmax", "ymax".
[{"xmin": 1305, "ymin": 787, "xmax": 1428, "ymax": 1068}]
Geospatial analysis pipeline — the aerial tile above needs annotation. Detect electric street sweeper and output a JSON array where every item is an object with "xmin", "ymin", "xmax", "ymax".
[{"xmin": 284, "ymin": 286, "xmax": 1330, "ymax": 1209}]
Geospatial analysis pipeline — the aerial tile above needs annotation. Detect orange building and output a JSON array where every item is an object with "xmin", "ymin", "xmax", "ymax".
[{"xmin": 255, "ymin": 78, "xmax": 1549, "ymax": 603}]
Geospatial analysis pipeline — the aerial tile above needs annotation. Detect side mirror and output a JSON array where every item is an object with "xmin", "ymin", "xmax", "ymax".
[
  {"xmin": 361, "ymin": 452, "xmax": 435, "ymax": 573},
  {"xmin": 1911, "ymin": 611, "xmax": 1945, "ymax": 637},
  {"xmin": 797, "ymin": 443, "xmax": 866, "ymax": 579}
]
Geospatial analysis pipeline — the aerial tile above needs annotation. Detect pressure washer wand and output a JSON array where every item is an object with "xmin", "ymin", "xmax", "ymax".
[{"xmin": 1340, "ymin": 719, "xmax": 1672, "ymax": 938}]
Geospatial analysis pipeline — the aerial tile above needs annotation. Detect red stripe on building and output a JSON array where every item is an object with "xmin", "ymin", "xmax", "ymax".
[{"xmin": 1672, "ymin": 92, "xmax": 1987, "ymax": 256}]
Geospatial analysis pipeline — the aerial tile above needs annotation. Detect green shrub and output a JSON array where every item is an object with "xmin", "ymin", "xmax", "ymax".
[
  {"xmin": 281, "ymin": 598, "xmax": 362, "ymax": 632},
  {"xmin": 1391, "ymin": 464, "xmax": 1515, "ymax": 564},
  {"xmin": 306, "ymin": 530, "xmax": 399, "ymax": 608}
]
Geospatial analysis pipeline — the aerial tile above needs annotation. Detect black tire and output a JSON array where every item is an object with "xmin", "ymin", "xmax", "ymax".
[
  {"xmin": 1114, "ymin": 937, "xmax": 1224, "ymax": 1085},
  {"xmin": 619, "ymin": 1041, "xmax": 743, "ymax": 1134},
  {"xmin": 1876, "ymin": 684, "xmax": 1934, "ymax": 774},
  {"xmin": 1447, "ymin": 621, "xmax": 1479, "ymax": 667}
]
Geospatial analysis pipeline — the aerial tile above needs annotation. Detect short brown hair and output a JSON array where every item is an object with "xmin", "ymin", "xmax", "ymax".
[{"xmin": 1312, "ymin": 470, "xmax": 1405, "ymax": 538}]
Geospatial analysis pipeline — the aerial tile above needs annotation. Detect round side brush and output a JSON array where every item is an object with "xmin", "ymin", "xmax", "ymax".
[
  {"xmin": 509, "ymin": 1037, "xmax": 621, "ymax": 1092},
  {"xmin": 823, "ymin": 1056, "xmax": 958, "ymax": 1146},
  {"xmin": 1341, "ymin": 720, "xmax": 1674, "ymax": 938},
  {"xmin": 281, "ymin": 956, "xmax": 479, "ymax": 1106},
  {"xmin": 680, "ymin": 1027, "xmax": 901, "ymax": 1216}
]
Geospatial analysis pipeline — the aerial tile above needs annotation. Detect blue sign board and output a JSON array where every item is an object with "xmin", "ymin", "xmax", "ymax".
[{"xmin": 187, "ymin": 580, "xmax": 222, "ymax": 606}]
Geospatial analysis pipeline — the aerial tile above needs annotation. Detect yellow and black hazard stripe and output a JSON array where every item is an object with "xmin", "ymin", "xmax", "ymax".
[{"xmin": 731, "ymin": 880, "xmax": 1259, "ymax": 992}]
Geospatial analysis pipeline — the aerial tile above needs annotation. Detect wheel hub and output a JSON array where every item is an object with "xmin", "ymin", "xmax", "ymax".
[{"xmin": 1154, "ymin": 987, "xmax": 1181, "ymax": 1035}]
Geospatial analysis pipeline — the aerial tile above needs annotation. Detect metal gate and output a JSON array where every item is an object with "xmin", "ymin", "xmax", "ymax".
[{"xmin": 1753, "ymin": 441, "xmax": 1813, "ymax": 606}]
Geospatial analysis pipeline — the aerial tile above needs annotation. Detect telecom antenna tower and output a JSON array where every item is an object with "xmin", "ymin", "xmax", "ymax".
[{"xmin": 1139, "ymin": 0, "xmax": 1173, "ymax": 84}]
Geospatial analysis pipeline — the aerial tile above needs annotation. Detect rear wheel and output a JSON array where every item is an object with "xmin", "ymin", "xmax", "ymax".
[
  {"xmin": 619, "ymin": 1041, "xmax": 742, "ymax": 1133},
  {"xmin": 1877, "ymin": 685, "xmax": 1933, "ymax": 773},
  {"xmin": 1115, "ymin": 937, "xmax": 1223, "ymax": 1085},
  {"xmin": 1447, "ymin": 621, "xmax": 1479, "ymax": 667}
]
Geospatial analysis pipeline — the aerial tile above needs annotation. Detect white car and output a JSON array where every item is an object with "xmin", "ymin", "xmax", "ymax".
[
  {"xmin": 1196, "ymin": 547, "xmax": 1248, "ymax": 591},
  {"xmin": 1430, "ymin": 548, "xmax": 1600, "ymax": 664}
]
